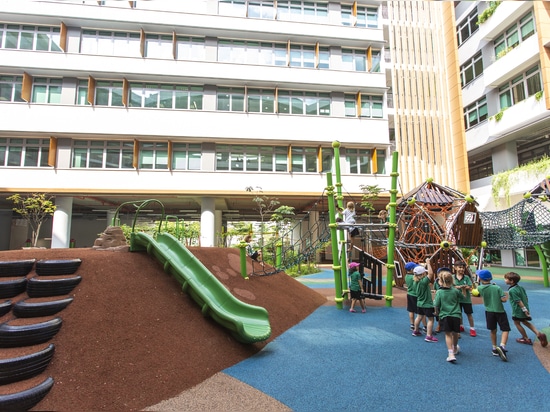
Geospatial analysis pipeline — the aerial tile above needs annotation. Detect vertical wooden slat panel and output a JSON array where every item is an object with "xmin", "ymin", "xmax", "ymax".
[
  {"xmin": 317, "ymin": 146, "xmax": 322, "ymax": 172},
  {"xmin": 87, "ymin": 76, "xmax": 95, "ymax": 106},
  {"xmin": 286, "ymin": 40, "xmax": 291, "ymax": 66},
  {"xmin": 59, "ymin": 22, "xmax": 68, "ymax": 52},
  {"xmin": 356, "ymin": 92, "xmax": 361, "ymax": 117},
  {"xmin": 140, "ymin": 28, "xmax": 145, "ymax": 58},
  {"xmin": 367, "ymin": 46, "xmax": 372, "ymax": 71},
  {"xmin": 168, "ymin": 140, "xmax": 173, "ymax": 170},
  {"xmin": 172, "ymin": 31, "xmax": 177, "ymax": 60},
  {"xmin": 371, "ymin": 148, "xmax": 378, "ymax": 174},
  {"xmin": 275, "ymin": 87, "xmax": 279, "ymax": 113},
  {"xmin": 48, "ymin": 137, "xmax": 57, "ymax": 167},
  {"xmin": 21, "ymin": 72, "xmax": 32, "ymax": 102},
  {"xmin": 315, "ymin": 42, "xmax": 320, "ymax": 68},
  {"xmin": 122, "ymin": 78, "xmax": 129, "ymax": 107},
  {"xmin": 288, "ymin": 145, "xmax": 292, "ymax": 172},
  {"xmin": 133, "ymin": 139, "xmax": 139, "ymax": 168}
]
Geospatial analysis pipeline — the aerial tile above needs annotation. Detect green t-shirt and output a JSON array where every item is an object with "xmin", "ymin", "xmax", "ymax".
[
  {"xmin": 405, "ymin": 274, "xmax": 417, "ymax": 297},
  {"xmin": 434, "ymin": 287, "xmax": 463, "ymax": 319},
  {"xmin": 508, "ymin": 284, "xmax": 529, "ymax": 318},
  {"xmin": 349, "ymin": 271, "xmax": 362, "ymax": 292},
  {"xmin": 416, "ymin": 276, "xmax": 433, "ymax": 308},
  {"xmin": 454, "ymin": 274, "xmax": 473, "ymax": 304},
  {"xmin": 478, "ymin": 282, "xmax": 506, "ymax": 313}
]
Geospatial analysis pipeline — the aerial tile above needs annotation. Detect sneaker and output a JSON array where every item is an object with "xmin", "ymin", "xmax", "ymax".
[
  {"xmin": 469, "ymin": 329, "xmax": 476, "ymax": 337},
  {"xmin": 538, "ymin": 332, "xmax": 548, "ymax": 348},
  {"xmin": 496, "ymin": 346, "xmax": 508, "ymax": 362},
  {"xmin": 459, "ymin": 325, "xmax": 465, "ymax": 332},
  {"xmin": 361, "ymin": 309, "xmax": 366, "ymax": 313},
  {"xmin": 454, "ymin": 345, "xmax": 460, "ymax": 355},
  {"xmin": 425, "ymin": 335, "xmax": 438, "ymax": 343},
  {"xmin": 492, "ymin": 349, "xmax": 500, "ymax": 357},
  {"xmin": 349, "ymin": 309, "xmax": 356, "ymax": 313},
  {"xmin": 422, "ymin": 326, "xmax": 428, "ymax": 333},
  {"xmin": 412, "ymin": 330, "xmax": 422, "ymax": 337},
  {"xmin": 410, "ymin": 323, "xmax": 414, "ymax": 330},
  {"xmin": 516, "ymin": 337, "xmax": 532, "ymax": 345},
  {"xmin": 446, "ymin": 354, "xmax": 456, "ymax": 363}
]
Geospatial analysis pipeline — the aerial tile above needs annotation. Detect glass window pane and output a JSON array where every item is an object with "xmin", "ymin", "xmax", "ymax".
[
  {"xmin": 8, "ymin": 146, "xmax": 22, "ymax": 166},
  {"xmin": 24, "ymin": 147, "xmax": 39, "ymax": 167}
]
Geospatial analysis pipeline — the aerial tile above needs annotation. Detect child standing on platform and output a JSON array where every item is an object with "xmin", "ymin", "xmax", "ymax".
[
  {"xmin": 504, "ymin": 272, "xmax": 548, "ymax": 347},
  {"xmin": 348, "ymin": 262, "xmax": 365, "ymax": 313},
  {"xmin": 412, "ymin": 261, "xmax": 438, "ymax": 342},
  {"xmin": 477, "ymin": 269, "xmax": 510, "ymax": 361},
  {"xmin": 434, "ymin": 270, "xmax": 464, "ymax": 363}
]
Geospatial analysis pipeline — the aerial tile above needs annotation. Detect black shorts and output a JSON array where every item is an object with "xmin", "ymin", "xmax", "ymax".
[
  {"xmin": 440, "ymin": 316, "xmax": 461, "ymax": 333},
  {"xmin": 512, "ymin": 315, "xmax": 533, "ymax": 322},
  {"xmin": 417, "ymin": 306, "xmax": 435, "ymax": 318},
  {"xmin": 406, "ymin": 295, "xmax": 418, "ymax": 313},
  {"xmin": 350, "ymin": 290, "xmax": 362, "ymax": 299},
  {"xmin": 460, "ymin": 302, "xmax": 473, "ymax": 315},
  {"xmin": 249, "ymin": 251, "xmax": 259, "ymax": 260},
  {"xmin": 485, "ymin": 311, "xmax": 511, "ymax": 332}
]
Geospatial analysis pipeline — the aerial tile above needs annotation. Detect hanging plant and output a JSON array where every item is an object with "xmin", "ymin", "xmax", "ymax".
[
  {"xmin": 491, "ymin": 156, "xmax": 550, "ymax": 207},
  {"xmin": 477, "ymin": 1, "xmax": 501, "ymax": 25}
]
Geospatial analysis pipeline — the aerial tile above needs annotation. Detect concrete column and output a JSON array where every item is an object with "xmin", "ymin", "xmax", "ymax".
[
  {"xmin": 214, "ymin": 209, "xmax": 222, "ymax": 247},
  {"xmin": 200, "ymin": 197, "xmax": 215, "ymax": 247},
  {"xmin": 51, "ymin": 197, "xmax": 73, "ymax": 248}
]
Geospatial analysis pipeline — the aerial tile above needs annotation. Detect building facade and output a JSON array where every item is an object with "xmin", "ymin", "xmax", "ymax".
[{"xmin": 456, "ymin": 1, "xmax": 550, "ymax": 268}]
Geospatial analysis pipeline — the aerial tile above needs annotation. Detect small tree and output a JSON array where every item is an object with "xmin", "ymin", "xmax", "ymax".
[
  {"xmin": 245, "ymin": 186, "xmax": 281, "ymax": 246},
  {"xmin": 8, "ymin": 193, "xmax": 56, "ymax": 247},
  {"xmin": 359, "ymin": 184, "xmax": 383, "ymax": 222}
]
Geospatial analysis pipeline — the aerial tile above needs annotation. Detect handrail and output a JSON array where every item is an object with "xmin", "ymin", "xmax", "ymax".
[{"xmin": 112, "ymin": 199, "xmax": 165, "ymax": 234}]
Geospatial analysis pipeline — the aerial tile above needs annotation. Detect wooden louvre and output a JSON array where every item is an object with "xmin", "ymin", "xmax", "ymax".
[
  {"xmin": 122, "ymin": 78, "xmax": 129, "ymax": 107},
  {"xmin": 59, "ymin": 22, "xmax": 68, "ymax": 52},
  {"xmin": 172, "ymin": 31, "xmax": 177, "ymax": 60},
  {"xmin": 356, "ymin": 92, "xmax": 361, "ymax": 117},
  {"xmin": 367, "ymin": 47, "xmax": 372, "ymax": 72},
  {"xmin": 133, "ymin": 139, "xmax": 139, "ymax": 168},
  {"xmin": 287, "ymin": 145, "xmax": 292, "ymax": 172},
  {"xmin": 371, "ymin": 148, "xmax": 378, "ymax": 174},
  {"xmin": 140, "ymin": 28, "xmax": 145, "ymax": 58},
  {"xmin": 21, "ymin": 72, "xmax": 32, "ymax": 103},
  {"xmin": 48, "ymin": 137, "xmax": 57, "ymax": 167},
  {"xmin": 167, "ymin": 141, "xmax": 173, "ymax": 170},
  {"xmin": 87, "ymin": 76, "xmax": 95, "ymax": 106}
]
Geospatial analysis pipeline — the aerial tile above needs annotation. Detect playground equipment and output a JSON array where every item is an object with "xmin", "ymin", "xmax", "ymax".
[{"xmin": 114, "ymin": 200, "xmax": 271, "ymax": 344}]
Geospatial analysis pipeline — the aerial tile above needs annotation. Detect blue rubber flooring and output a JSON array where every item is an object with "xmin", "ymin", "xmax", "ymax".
[{"xmin": 225, "ymin": 275, "xmax": 550, "ymax": 411}]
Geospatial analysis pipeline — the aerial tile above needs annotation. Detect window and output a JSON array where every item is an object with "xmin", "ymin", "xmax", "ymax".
[
  {"xmin": 277, "ymin": 90, "xmax": 330, "ymax": 115},
  {"xmin": 318, "ymin": 46, "xmax": 329, "ymax": 69},
  {"xmin": 248, "ymin": 1, "xmax": 275, "ymax": 19},
  {"xmin": 247, "ymin": 88, "xmax": 275, "ymax": 113},
  {"xmin": 95, "ymin": 81, "xmax": 124, "ymax": 107},
  {"xmin": 460, "ymin": 51, "xmax": 483, "ymax": 87},
  {"xmin": 218, "ymin": 40, "xmax": 286, "ymax": 66},
  {"xmin": 291, "ymin": 147, "xmax": 317, "ymax": 173},
  {"xmin": 494, "ymin": 11, "xmax": 535, "ymax": 60},
  {"xmin": 76, "ymin": 79, "xmax": 90, "ymax": 105},
  {"xmin": 370, "ymin": 49, "xmax": 381, "ymax": 72},
  {"xmin": 172, "ymin": 143, "xmax": 201, "ymax": 170},
  {"xmin": 72, "ymin": 140, "xmax": 133, "ymax": 169},
  {"xmin": 342, "ymin": 49, "xmax": 366, "ymax": 72},
  {"xmin": 277, "ymin": 1, "xmax": 329, "ymax": 23},
  {"xmin": 139, "ymin": 142, "xmax": 168, "ymax": 169},
  {"xmin": 468, "ymin": 150, "xmax": 493, "ymax": 180},
  {"xmin": 129, "ymin": 83, "xmax": 203, "ymax": 110},
  {"xmin": 360, "ymin": 95, "xmax": 383, "ymax": 118},
  {"xmin": 0, "ymin": 138, "xmax": 50, "ymax": 167},
  {"xmin": 321, "ymin": 147, "xmax": 333, "ymax": 172},
  {"xmin": 457, "ymin": 9, "xmax": 478, "ymax": 46},
  {"xmin": 517, "ymin": 135, "xmax": 550, "ymax": 166},
  {"xmin": 0, "ymin": 24, "xmax": 62, "ymax": 51},
  {"xmin": 498, "ymin": 65, "xmax": 541, "ymax": 110},
  {"xmin": 80, "ymin": 30, "xmax": 140, "ymax": 57},
  {"xmin": 0, "ymin": 75, "xmax": 24, "ymax": 102},
  {"xmin": 464, "ymin": 97, "xmax": 487, "ymax": 129},
  {"xmin": 31, "ymin": 78, "xmax": 62, "ymax": 104},
  {"xmin": 290, "ymin": 44, "xmax": 315, "ymax": 68},
  {"xmin": 216, "ymin": 144, "xmax": 287, "ymax": 172},
  {"xmin": 145, "ymin": 34, "xmax": 173, "ymax": 59},
  {"xmin": 344, "ymin": 94, "xmax": 357, "ymax": 117},
  {"xmin": 217, "ymin": 87, "xmax": 245, "ymax": 111},
  {"xmin": 346, "ymin": 149, "xmax": 371, "ymax": 174},
  {"xmin": 176, "ymin": 36, "xmax": 206, "ymax": 61},
  {"xmin": 218, "ymin": 0, "xmax": 246, "ymax": 17},
  {"xmin": 341, "ymin": 5, "xmax": 378, "ymax": 28}
]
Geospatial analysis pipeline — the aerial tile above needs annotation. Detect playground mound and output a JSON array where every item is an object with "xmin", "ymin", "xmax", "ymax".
[{"xmin": 0, "ymin": 246, "xmax": 330, "ymax": 411}]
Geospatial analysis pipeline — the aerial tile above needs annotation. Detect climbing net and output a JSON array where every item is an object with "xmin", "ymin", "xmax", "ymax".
[{"xmin": 480, "ymin": 197, "xmax": 550, "ymax": 249}]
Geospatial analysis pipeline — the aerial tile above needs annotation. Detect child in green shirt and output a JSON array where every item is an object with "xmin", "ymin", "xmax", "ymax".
[
  {"xmin": 477, "ymin": 269, "xmax": 510, "ymax": 361},
  {"xmin": 504, "ymin": 272, "xmax": 548, "ymax": 347},
  {"xmin": 348, "ymin": 262, "xmax": 365, "ymax": 313}
]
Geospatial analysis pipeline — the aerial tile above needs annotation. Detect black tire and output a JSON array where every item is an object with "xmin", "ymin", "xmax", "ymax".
[
  {"xmin": 35, "ymin": 259, "xmax": 82, "ymax": 276},
  {"xmin": 0, "ymin": 277, "xmax": 27, "ymax": 299},
  {"xmin": 0, "ymin": 376, "xmax": 54, "ymax": 412},
  {"xmin": 0, "ymin": 344, "xmax": 55, "ymax": 385},
  {"xmin": 0, "ymin": 299, "xmax": 12, "ymax": 317},
  {"xmin": 13, "ymin": 296, "xmax": 74, "ymax": 318},
  {"xmin": 27, "ymin": 275, "xmax": 82, "ymax": 298},
  {"xmin": 0, "ymin": 317, "xmax": 63, "ymax": 348},
  {"xmin": 0, "ymin": 259, "xmax": 36, "ymax": 278}
]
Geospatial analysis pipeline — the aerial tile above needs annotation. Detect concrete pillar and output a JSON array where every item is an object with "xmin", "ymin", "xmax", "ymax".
[
  {"xmin": 214, "ymin": 209, "xmax": 222, "ymax": 247},
  {"xmin": 200, "ymin": 197, "xmax": 215, "ymax": 247},
  {"xmin": 51, "ymin": 197, "xmax": 73, "ymax": 248}
]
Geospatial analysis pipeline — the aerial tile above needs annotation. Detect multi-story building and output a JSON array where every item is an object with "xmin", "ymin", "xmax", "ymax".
[
  {"xmin": 0, "ymin": 0, "xmax": 470, "ymax": 251},
  {"xmin": 456, "ymin": 1, "xmax": 550, "ymax": 267}
]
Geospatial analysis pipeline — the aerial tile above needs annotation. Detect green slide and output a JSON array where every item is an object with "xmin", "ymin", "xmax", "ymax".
[{"xmin": 130, "ymin": 232, "xmax": 271, "ymax": 344}]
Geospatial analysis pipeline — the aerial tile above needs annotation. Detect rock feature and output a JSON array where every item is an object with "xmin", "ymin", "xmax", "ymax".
[{"xmin": 93, "ymin": 226, "xmax": 129, "ymax": 251}]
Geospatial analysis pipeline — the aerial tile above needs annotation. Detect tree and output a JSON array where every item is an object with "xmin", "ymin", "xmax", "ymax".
[
  {"xmin": 8, "ymin": 193, "xmax": 57, "ymax": 247},
  {"xmin": 245, "ymin": 186, "xmax": 281, "ymax": 246},
  {"xmin": 359, "ymin": 184, "xmax": 383, "ymax": 222}
]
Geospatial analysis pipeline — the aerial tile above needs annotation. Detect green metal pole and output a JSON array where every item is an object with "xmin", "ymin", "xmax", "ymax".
[
  {"xmin": 238, "ymin": 241, "xmax": 249, "ymax": 280},
  {"xmin": 327, "ymin": 172, "xmax": 344, "ymax": 309},
  {"xmin": 332, "ymin": 141, "xmax": 348, "ymax": 293},
  {"xmin": 534, "ymin": 244, "xmax": 549, "ymax": 288},
  {"xmin": 385, "ymin": 151, "xmax": 399, "ymax": 307},
  {"xmin": 276, "ymin": 241, "xmax": 282, "ymax": 268}
]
